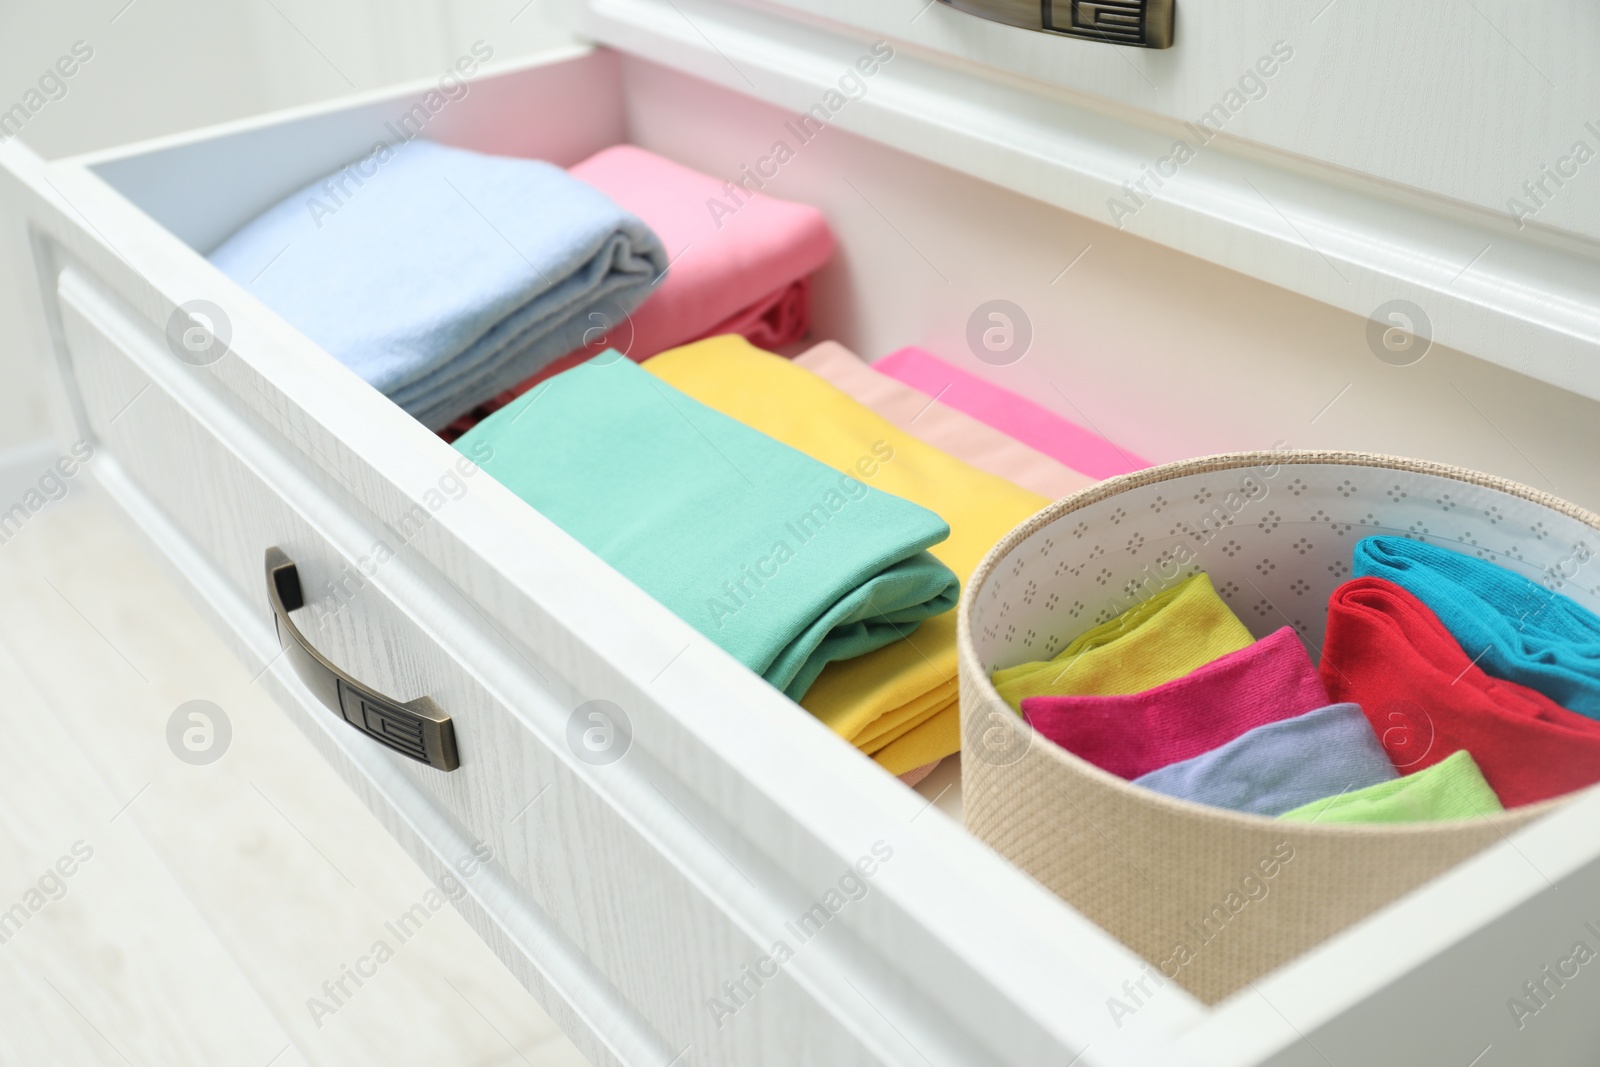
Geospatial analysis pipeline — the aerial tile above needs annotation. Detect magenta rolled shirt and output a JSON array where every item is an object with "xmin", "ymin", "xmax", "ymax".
[{"xmin": 1020, "ymin": 626, "xmax": 1331, "ymax": 779}]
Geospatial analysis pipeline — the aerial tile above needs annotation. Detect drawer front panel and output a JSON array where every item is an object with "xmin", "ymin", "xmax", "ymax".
[{"xmin": 53, "ymin": 262, "xmax": 910, "ymax": 1067}]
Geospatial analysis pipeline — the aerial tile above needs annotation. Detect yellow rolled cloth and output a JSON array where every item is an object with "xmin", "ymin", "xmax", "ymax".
[
  {"xmin": 646, "ymin": 335, "xmax": 1048, "ymax": 774},
  {"xmin": 992, "ymin": 572, "xmax": 1254, "ymax": 710}
]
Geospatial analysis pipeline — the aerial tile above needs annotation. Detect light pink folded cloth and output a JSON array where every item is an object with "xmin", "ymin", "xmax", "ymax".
[
  {"xmin": 898, "ymin": 760, "xmax": 941, "ymax": 787},
  {"xmin": 436, "ymin": 145, "xmax": 837, "ymax": 441},
  {"xmin": 570, "ymin": 145, "xmax": 836, "ymax": 359},
  {"xmin": 794, "ymin": 342, "xmax": 1096, "ymax": 500},
  {"xmin": 874, "ymin": 346, "xmax": 1148, "ymax": 480},
  {"xmin": 1021, "ymin": 627, "xmax": 1330, "ymax": 780}
]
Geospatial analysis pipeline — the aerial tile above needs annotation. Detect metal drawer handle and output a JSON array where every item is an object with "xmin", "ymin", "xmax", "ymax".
[
  {"xmin": 938, "ymin": 0, "xmax": 1174, "ymax": 48},
  {"xmin": 265, "ymin": 547, "xmax": 460, "ymax": 771}
]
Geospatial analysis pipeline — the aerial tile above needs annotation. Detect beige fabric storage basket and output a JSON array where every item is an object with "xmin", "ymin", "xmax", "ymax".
[{"xmin": 958, "ymin": 450, "xmax": 1600, "ymax": 1005}]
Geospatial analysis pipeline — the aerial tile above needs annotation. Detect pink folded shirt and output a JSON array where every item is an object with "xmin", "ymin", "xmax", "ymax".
[
  {"xmin": 1021, "ymin": 627, "xmax": 1330, "ymax": 780},
  {"xmin": 438, "ymin": 145, "xmax": 835, "ymax": 441},
  {"xmin": 570, "ymin": 144, "xmax": 835, "ymax": 359},
  {"xmin": 874, "ymin": 346, "xmax": 1148, "ymax": 480}
]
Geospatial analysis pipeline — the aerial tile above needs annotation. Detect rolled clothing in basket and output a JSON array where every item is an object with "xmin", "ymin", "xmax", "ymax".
[
  {"xmin": 1320, "ymin": 577, "xmax": 1600, "ymax": 807},
  {"xmin": 873, "ymin": 346, "xmax": 1149, "ymax": 481},
  {"xmin": 1279, "ymin": 750, "xmax": 1502, "ymax": 824},
  {"xmin": 1132, "ymin": 703, "xmax": 1397, "ymax": 816},
  {"xmin": 451, "ymin": 354, "xmax": 959, "ymax": 701},
  {"xmin": 1021, "ymin": 626, "xmax": 1330, "ymax": 780},
  {"xmin": 992, "ymin": 573, "xmax": 1254, "ymax": 711},
  {"xmin": 645, "ymin": 335, "xmax": 1048, "ymax": 775},
  {"xmin": 208, "ymin": 140, "xmax": 669, "ymax": 430},
  {"xmin": 1353, "ymin": 536, "xmax": 1600, "ymax": 718},
  {"xmin": 792, "ymin": 342, "xmax": 1096, "ymax": 500}
]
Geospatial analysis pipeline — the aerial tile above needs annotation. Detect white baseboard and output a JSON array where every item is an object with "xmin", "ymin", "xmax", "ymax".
[{"xmin": 0, "ymin": 437, "xmax": 67, "ymax": 506}]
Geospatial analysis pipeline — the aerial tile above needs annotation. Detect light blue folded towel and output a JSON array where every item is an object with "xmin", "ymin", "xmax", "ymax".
[
  {"xmin": 1353, "ymin": 535, "xmax": 1600, "ymax": 719},
  {"xmin": 1132, "ymin": 703, "xmax": 1397, "ymax": 816},
  {"xmin": 207, "ymin": 139, "xmax": 669, "ymax": 429}
]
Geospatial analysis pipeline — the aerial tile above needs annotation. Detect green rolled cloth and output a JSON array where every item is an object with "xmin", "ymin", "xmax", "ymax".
[
  {"xmin": 1279, "ymin": 750, "xmax": 1504, "ymax": 824},
  {"xmin": 453, "ymin": 353, "xmax": 960, "ymax": 701}
]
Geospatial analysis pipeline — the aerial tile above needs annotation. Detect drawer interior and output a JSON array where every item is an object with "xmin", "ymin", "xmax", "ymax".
[
  {"xmin": 85, "ymin": 48, "xmax": 1600, "ymax": 516},
  {"xmin": 36, "ymin": 42, "xmax": 1600, "ymax": 1066}
]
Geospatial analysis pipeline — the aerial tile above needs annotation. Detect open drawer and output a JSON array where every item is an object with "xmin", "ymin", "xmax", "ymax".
[{"xmin": 3, "ymin": 40, "xmax": 1600, "ymax": 1067}]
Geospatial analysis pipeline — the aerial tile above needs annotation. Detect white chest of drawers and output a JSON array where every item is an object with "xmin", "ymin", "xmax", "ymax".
[{"xmin": 3, "ymin": 7, "xmax": 1599, "ymax": 1063}]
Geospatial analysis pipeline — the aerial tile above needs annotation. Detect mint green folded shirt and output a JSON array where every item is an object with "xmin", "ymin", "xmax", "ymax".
[
  {"xmin": 453, "ymin": 354, "xmax": 960, "ymax": 700},
  {"xmin": 1279, "ymin": 750, "xmax": 1503, "ymax": 824}
]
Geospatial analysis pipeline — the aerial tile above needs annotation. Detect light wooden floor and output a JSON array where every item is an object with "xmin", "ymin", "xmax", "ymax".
[{"xmin": 0, "ymin": 483, "xmax": 589, "ymax": 1066}]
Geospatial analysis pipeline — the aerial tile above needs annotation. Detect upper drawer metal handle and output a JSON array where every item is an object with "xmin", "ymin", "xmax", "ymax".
[
  {"xmin": 938, "ymin": 0, "xmax": 1174, "ymax": 48},
  {"xmin": 265, "ymin": 547, "xmax": 460, "ymax": 771}
]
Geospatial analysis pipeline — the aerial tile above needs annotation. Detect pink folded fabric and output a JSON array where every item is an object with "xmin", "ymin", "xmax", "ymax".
[
  {"xmin": 570, "ymin": 145, "xmax": 836, "ymax": 359},
  {"xmin": 874, "ymin": 346, "xmax": 1148, "ymax": 480},
  {"xmin": 437, "ymin": 145, "xmax": 835, "ymax": 442},
  {"xmin": 803, "ymin": 338, "xmax": 1094, "ymax": 790},
  {"xmin": 1021, "ymin": 627, "xmax": 1330, "ymax": 780},
  {"xmin": 794, "ymin": 342, "xmax": 1096, "ymax": 500},
  {"xmin": 702, "ymin": 277, "xmax": 811, "ymax": 352}
]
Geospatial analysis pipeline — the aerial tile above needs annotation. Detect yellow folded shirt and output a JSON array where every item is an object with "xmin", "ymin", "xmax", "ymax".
[
  {"xmin": 646, "ymin": 336, "xmax": 1048, "ymax": 775},
  {"xmin": 992, "ymin": 572, "xmax": 1254, "ymax": 710}
]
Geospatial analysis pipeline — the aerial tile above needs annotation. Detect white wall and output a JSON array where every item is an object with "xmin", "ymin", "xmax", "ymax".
[{"xmin": 0, "ymin": 0, "xmax": 573, "ymax": 454}]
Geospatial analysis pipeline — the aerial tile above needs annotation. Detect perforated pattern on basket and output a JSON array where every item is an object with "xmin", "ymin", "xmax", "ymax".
[
  {"xmin": 957, "ymin": 452, "xmax": 1600, "ymax": 1004},
  {"xmin": 972, "ymin": 458, "xmax": 1600, "ymax": 672}
]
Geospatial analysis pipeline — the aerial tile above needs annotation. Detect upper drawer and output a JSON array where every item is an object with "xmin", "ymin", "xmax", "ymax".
[
  {"xmin": 569, "ymin": 0, "xmax": 1600, "ymax": 408},
  {"xmin": 742, "ymin": 0, "xmax": 1599, "ymax": 238}
]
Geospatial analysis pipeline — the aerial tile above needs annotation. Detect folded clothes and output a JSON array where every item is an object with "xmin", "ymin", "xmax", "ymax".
[
  {"xmin": 1133, "ymin": 703, "xmax": 1397, "ymax": 816},
  {"xmin": 797, "ymin": 340, "xmax": 1091, "ymax": 787},
  {"xmin": 645, "ymin": 335, "xmax": 1049, "ymax": 775},
  {"xmin": 435, "ymin": 146, "xmax": 837, "ymax": 441},
  {"xmin": 1279, "ymin": 750, "xmax": 1502, "ymax": 824},
  {"xmin": 1353, "ymin": 536, "xmax": 1600, "ymax": 719},
  {"xmin": 439, "ymin": 281, "xmax": 818, "ymax": 443},
  {"xmin": 873, "ymin": 347, "xmax": 1149, "ymax": 480},
  {"xmin": 1320, "ymin": 577, "xmax": 1600, "ymax": 807},
  {"xmin": 209, "ymin": 140, "xmax": 669, "ymax": 430},
  {"xmin": 570, "ymin": 145, "xmax": 834, "ymax": 357},
  {"xmin": 699, "ymin": 278, "xmax": 812, "ymax": 351},
  {"xmin": 1022, "ymin": 626, "xmax": 1330, "ymax": 780},
  {"xmin": 453, "ymin": 354, "xmax": 958, "ymax": 700},
  {"xmin": 793, "ymin": 342, "xmax": 1096, "ymax": 500},
  {"xmin": 992, "ymin": 573, "xmax": 1254, "ymax": 711}
]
